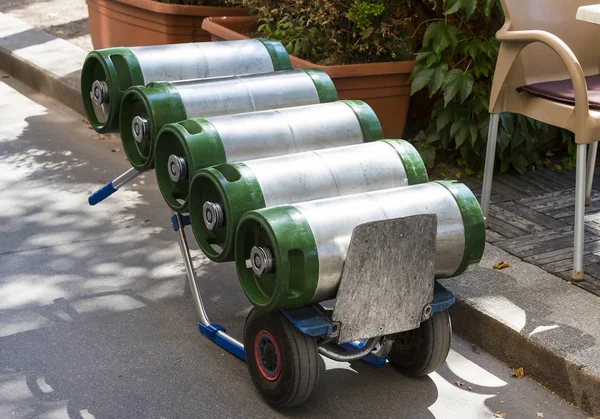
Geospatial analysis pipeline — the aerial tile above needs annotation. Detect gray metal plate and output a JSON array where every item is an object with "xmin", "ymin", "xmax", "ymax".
[{"xmin": 332, "ymin": 215, "xmax": 437, "ymax": 343}]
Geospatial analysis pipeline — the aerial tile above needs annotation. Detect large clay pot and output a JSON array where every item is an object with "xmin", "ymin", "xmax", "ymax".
[
  {"xmin": 202, "ymin": 16, "xmax": 415, "ymax": 138},
  {"xmin": 86, "ymin": 0, "xmax": 247, "ymax": 49}
]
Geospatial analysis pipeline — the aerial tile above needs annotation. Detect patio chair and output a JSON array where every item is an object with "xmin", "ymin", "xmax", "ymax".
[{"xmin": 481, "ymin": 0, "xmax": 600, "ymax": 281}]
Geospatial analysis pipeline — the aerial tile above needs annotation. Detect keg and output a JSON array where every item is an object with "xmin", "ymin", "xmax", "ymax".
[
  {"xmin": 155, "ymin": 100, "xmax": 382, "ymax": 212},
  {"xmin": 121, "ymin": 69, "xmax": 337, "ymax": 172},
  {"xmin": 81, "ymin": 39, "xmax": 291, "ymax": 133},
  {"xmin": 235, "ymin": 181, "xmax": 485, "ymax": 310},
  {"xmin": 190, "ymin": 140, "xmax": 428, "ymax": 262}
]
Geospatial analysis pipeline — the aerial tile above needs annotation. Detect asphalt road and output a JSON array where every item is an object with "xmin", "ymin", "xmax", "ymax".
[{"xmin": 0, "ymin": 72, "xmax": 588, "ymax": 419}]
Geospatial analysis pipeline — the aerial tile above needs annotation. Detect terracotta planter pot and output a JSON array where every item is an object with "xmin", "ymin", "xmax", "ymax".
[
  {"xmin": 202, "ymin": 16, "xmax": 415, "ymax": 138},
  {"xmin": 86, "ymin": 0, "xmax": 247, "ymax": 49}
]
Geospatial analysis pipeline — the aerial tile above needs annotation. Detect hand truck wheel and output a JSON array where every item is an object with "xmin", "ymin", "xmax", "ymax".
[
  {"xmin": 387, "ymin": 309, "xmax": 452, "ymax": 376},
  {"xmin": 244, "ymin": 308, "xmax": 320, "ymax": 407}
]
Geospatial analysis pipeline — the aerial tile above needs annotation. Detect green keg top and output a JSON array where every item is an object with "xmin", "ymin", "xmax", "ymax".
[
  {"xmin": 120, "ymin": 82, "xmax": 187, "ymax": 171},
  {"xmin": 254, "ymin": 38, "xmax": 293, "ymax": 71},
  {"xmin": 235, "ymin": 206, "xmax": 320, "ymax": 310},
  {"xmin": 154, "ymin": 118, "xmax": 226, "ymax": 212},
  {"xmin": 81, "ymin": 48, "xmax": 144, "ymax": 133},
  {"xmin": 189, "ymin": 163, "xmax": 266, "ymax": 262},
  {"xmin": 382, "ymin": 140, "xmax": 429, "ymax": 185},
  {"xmin": 435, "ymin": 180, "xmax": 485, "ymax": 276},
  {"xmin": 339, "ymin": 100, "xmax": 384, "ymax": 142},
  {"xmin": 300, "ymin": 69, "xmax": 338, "ymax": 103}
]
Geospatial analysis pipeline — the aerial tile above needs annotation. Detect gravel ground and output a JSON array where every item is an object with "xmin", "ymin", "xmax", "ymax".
[{"xmin": 0, "ymin": 0, "xmax": 92, "ymax": 51}]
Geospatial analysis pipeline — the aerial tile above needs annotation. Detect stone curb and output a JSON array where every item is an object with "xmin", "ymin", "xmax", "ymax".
[
  {"xmin": 450, "ymin": 299, "xmax": 599, "ymax": 416},
  {"xmin": 0, "ymin": 12, "xmax": 85, "ymax": 115}
]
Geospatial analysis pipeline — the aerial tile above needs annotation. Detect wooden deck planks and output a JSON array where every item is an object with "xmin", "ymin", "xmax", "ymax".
[{"xmin": 480, "ymin": 167, "xmax": 600, "ymax": 298}]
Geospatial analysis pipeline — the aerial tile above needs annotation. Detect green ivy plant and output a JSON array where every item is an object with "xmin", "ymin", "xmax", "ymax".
[{"xmin": 410, "ymin": 0, "xmax": 548, "ymax": 174}]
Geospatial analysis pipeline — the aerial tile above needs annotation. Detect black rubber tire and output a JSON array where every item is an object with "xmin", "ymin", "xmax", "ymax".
[
  {"xmin": 244, "ymin": 308, "xmax": 320, "ymax": 407},
  {"xmin": 387, "ymin": 310, "xmax": 452, "ymax": 376}
]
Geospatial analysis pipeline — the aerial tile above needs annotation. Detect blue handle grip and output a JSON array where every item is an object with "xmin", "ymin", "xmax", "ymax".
[{"xmin": 88, "ymin": 182, "xmax": 117, "ymax": 205}]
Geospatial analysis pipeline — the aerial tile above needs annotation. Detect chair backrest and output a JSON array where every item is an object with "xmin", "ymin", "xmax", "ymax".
[{"xmin": 500, "ymin": 0, "xmax": 600, "ymax": 84}]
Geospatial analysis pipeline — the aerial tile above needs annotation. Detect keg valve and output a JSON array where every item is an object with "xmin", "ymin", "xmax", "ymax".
[
  {"xmin": 249, "ymin": 246, "xmax": 273, "ymax": 277},
  {"xmin": 203, "ymin": 201, "xmax": 224, "ymax": 231},
  {"xmin": 132, "ymin": 116, "xmax": 150, "ymax": 143},
  {"xmin": 91, "ymin": 80, "xmax": 109, "ymax": 105},
  {"xmin": 168, "ymin": 155, "xmax": 188, "ymax": 182}
]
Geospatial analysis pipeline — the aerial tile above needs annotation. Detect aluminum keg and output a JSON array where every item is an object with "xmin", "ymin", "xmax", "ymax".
[
  {"xmin": 235, "ymin": 181, "xmax": 485, "ymax": 310},
  {"xmin": 81, "ymin": 39, "xmax": 291, "ymax": 133},
  {"xmin": 155, "ymin": 100, "xmax": 382, "ymax": 213},
  {"xmin": 121, "ymin": 69, "xmax": 337, "ymax": 172},
  {"xmin": 190, "ymin": 140, "xmax": 428, "ymax": 262}
]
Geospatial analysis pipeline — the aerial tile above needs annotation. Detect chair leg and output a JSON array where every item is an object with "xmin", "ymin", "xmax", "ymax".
[
  {"xmin": 481, "ymin": 113, "xmax": 500, "ymax": 229},
  {"xmin": 585, "ymin": 142, "xmax": 598, "ymax": 205},
  {"xmin": 572, "ymin": 143, "xmax": 587, "ymax": 281}
]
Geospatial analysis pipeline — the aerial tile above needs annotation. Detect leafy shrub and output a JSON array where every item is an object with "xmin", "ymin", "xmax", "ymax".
[
  {"xmin": 259, "ymin": 15, "xmax": 324, "ymax": 62},
  {"xmin": 409, "ymin": 0, "xmax": 549, "ymax": 174},
  {"xmin": 233, "ymin": 0, "xmax": 414, "ymax": 65}
]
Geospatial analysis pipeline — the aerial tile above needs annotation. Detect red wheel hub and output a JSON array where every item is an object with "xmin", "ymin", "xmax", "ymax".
[{"xmin": 254, "ymin": 330, "xmax": 282, "ymax": 381}]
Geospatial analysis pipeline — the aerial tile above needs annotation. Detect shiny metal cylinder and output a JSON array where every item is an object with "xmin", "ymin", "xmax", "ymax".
[
  {"xmin": 172, "ymin": 69, "xmax": 322, "ymax": 119},
  {"xmin": 121, "ymin": 69, "xmax": 337, "ymax": 172},
  {"xmin": 132, "ymin": 40, "xmax": 278, "ymax": 84},
  {"xmin": 246, "ymin": 141, "xmax": 415, "ymax": 206},
  {"xmin": 155, "ymin": 100, "xmax": 381, "ymax": 212},
  {"xmin": 81, "ymin": 39, "xmax": 291, "ymax": 133},
  {"xmin": 235, "ymin": 182, "xmax": 485, "ymax": 310},
  {"xmin": 190, "ymin": 140, "xmax": 427, "ymax": 261},
  {"xmin": 298, "ymin": 184, "xmax": 466, "ymax": 300},
  {"xmin": 213, "ymin": 100, "xmax": 368, "ymax": 162}
]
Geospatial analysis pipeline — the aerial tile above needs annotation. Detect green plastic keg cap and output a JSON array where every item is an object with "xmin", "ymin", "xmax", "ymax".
[
  {"xmin": 154, "ymin": 118, "xmax": 226, "ymax": 212},
  {"xmin": 435, "ymin": 180, "xmax": 485, "ymax": 276},
  {"xmin": 235, "ymin": 206, "xmax": 319, "ymax": 310},
  {"xmin": 254, "ymin": 38, "xmax": 293, "ymax": 71},
  {"xmin": 383, "ymin": 140, "xmax": 429, "ymax": 185},
  {"xmin": 340, "ymin": 100, "xmax": 384, "ymax": 142},
  {"xmin": 81, "ymin": 48, "xmax": 144, "ymax": 133},
  {"xmin": 189, "ymin": 163, "xmax": 265, "ymax": 262},
  {"xmin": 120, "ymin": 82, "xmax": 187, "ymax": 171},
  {"xmin": 300, "ymin": 69, "xmax": 338, "ymax": 103}
]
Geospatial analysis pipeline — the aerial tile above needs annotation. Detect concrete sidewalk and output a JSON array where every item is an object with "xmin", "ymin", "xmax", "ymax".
[{"xmin": 0, "ymin": 11, "xmax": 598, "ymax": 416}]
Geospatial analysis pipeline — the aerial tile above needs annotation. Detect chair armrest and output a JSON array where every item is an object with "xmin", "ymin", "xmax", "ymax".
[{"xmin": 493, "ymin": 29, "xmax": 589, "ymax": 118}]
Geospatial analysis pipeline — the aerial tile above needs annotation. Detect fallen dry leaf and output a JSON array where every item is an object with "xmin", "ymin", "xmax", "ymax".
[
  {"xmin": 511, "ymin": 367, "xmax": 525, "ymax": 379},
  {"xmin": 536, "ymin": 413, "xmax": 544, "ymax": 418},
  {"xmin": 493, "ymin": 261, "xmax": 511, "ymax": 270},
  {"xmin": 494, "ymin": 412, "xmax": 507, "ymax": 418},
  {"xmin": 455, "ymin": 381, "xmax": 465, "ymax": 387}
]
